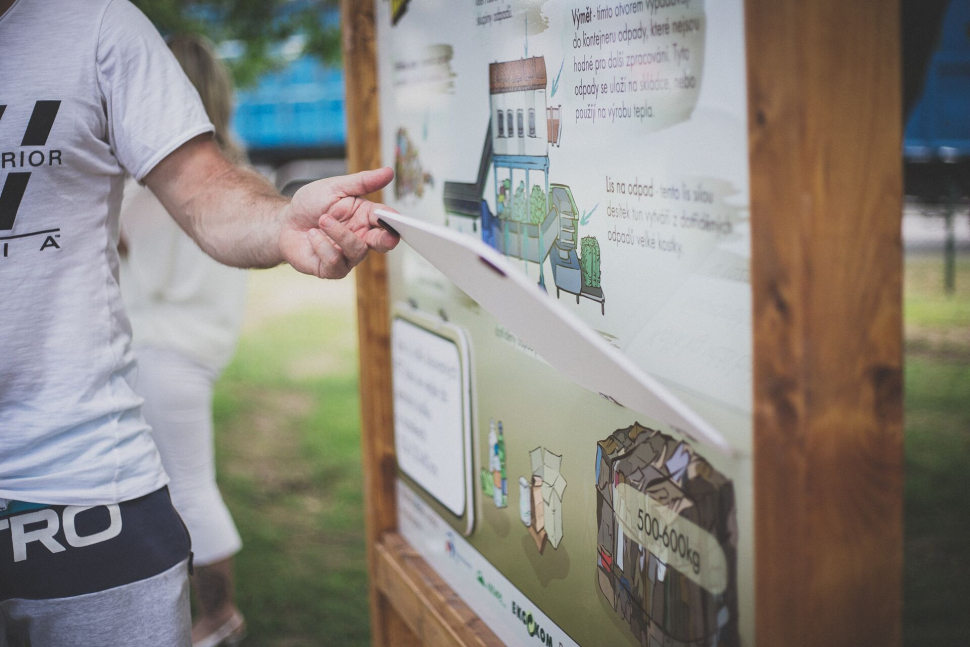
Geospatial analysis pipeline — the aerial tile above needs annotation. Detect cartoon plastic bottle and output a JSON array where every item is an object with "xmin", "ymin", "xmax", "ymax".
[
  {"xmin": 489, "ymin": 420, "xmax": 503, "ymax": 507},
  {"xmin": 488, "ymin": 419, "xmax": 497, "ymax": 462},
  {"xmin": 497, "ymin": 421, "xmax": 507, "ymax": 506},
  {"xmin": 519, "ymin": 476, "xmax": 531, "ymax": 525}
]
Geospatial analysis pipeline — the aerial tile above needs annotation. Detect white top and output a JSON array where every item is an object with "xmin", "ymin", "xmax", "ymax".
[
  {"xmin": 120, "ymin": 180, "xmax": 247, "ymax": 372},
  {"xmin": 0, "ymin": 0, "xmax": 215, "ymax": 506}
]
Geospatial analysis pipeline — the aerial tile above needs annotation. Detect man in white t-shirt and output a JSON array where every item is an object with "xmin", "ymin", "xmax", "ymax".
[{"xmin": 0, "ymin": 1, "xmax": 398, "ymax": 645}]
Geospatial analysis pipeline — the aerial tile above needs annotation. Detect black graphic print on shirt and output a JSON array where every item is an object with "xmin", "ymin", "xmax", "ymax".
[{"xmin": 0, "ymin": 100, "xmax": 63, "ymax": 257}]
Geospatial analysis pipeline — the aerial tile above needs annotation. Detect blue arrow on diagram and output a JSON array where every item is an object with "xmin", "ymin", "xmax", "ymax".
[{"xmin": 551, "ymin": 59, "xmax": 565, "ymax": 97}]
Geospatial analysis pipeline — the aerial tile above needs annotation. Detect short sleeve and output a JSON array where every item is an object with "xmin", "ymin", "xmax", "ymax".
[{"xmin": 96, "ymin": 0, "xmax": 215, "ymax": 181}]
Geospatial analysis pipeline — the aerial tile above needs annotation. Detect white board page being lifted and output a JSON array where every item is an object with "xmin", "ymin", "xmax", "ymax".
[{"xmin": 376, "ymin": 210, "xmax": 735, "ymax": 457}]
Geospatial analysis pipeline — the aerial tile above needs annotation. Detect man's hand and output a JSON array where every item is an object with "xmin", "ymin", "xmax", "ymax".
[
  {"xmin": 146, "ymin": 135, "xmax": 399, "ymax": 274},
  {"xmin": 278, "ymin": 167, "xmax": 399, "ymax": 279}
]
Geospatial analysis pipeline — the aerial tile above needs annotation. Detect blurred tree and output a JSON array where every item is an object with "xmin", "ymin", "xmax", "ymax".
[{"xmin": 131, "ymin": 0, "xmax": 341, "ymax": 88}]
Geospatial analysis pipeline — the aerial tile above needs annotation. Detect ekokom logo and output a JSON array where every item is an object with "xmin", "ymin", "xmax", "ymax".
[{"xmin": 511, "ymin": 600, "xmax": 555, "ymax": 646}]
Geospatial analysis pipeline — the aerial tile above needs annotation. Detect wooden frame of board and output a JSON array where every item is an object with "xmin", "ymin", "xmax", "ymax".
[{"xmin": 342, "ymin": 0, "xmax": 904, "ymax": 644}]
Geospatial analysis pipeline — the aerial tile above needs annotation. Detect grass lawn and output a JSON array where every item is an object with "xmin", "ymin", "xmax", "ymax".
[
  {"xmin": 212, "ymin": 268, "xmax": 369, "ymax": 647},
  {"xmin": 903, "ymin": 254, "xmax": 970, "ymax": 646},
  {"xmin": 210, "ymin": 256, "xmax": 970, "ymax": 646}
]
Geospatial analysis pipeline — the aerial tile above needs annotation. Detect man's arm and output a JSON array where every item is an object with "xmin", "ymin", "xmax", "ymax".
[{"xmin": 144, "ymin": 135, "xmax": 399, "ymax": 278}]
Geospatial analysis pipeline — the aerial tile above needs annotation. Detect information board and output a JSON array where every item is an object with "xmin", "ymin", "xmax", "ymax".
[
  {"xmin": 376, "ymin": 1, "xmax": 754, "ymax": 645},
  {"xmin": 392, "ymin": 313, "xmax": 474, "ymax": 524}
]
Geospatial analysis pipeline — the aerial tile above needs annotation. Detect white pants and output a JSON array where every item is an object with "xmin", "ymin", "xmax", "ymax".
[{"xmin": 136, "ymin": 347, "xmax": 242, "ymax": 567}]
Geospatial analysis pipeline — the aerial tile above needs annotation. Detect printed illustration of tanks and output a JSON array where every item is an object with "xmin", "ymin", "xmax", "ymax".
[
  {"xmin": 481, "ymin": 419, "xmax": 508, "ymax": 508},
  {"xmin": 442, "ymin": 55, "xmax": 604, "ymax": 312},
  {"xmin": 595, "ymin": 424, "xmax": 740, "ymax": 647}
]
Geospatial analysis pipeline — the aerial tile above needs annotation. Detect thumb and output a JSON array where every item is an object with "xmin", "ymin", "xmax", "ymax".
[{"xmin": 326, "ymin": 167, "xmax": 394, "ymax": 198}]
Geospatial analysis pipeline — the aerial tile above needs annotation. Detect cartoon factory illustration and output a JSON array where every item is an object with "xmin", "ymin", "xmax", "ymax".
[{"xmin": 443, "ymin": 55, "xmax": 605, "ymax": 314}]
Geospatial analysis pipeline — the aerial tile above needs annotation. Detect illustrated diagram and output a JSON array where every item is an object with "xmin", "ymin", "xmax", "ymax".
[
  {"xmin": 595, "ymin": 424, "xmax": 739, "ymax": 647},
  {"xmin": 389, "ymin": 0, "xmax": 411, "ymax": 26},
  {"xmin": 480, "ymin": 419, "xmax": 508, "ymax": 508},
  {"xmin": 520, "ymin": 446, "xmax": 566, "ymax": 553},
  {"xmin": 443, "ymin": 56, "xmax": 605, "ymax": 314},
  {"xmin": 394, "ymin": 127, "xmax": 434, "ymax": 200}
]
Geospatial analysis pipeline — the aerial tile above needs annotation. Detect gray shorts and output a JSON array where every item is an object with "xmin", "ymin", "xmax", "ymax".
[
  {"xmin": 0, "ymin": 488, "xmax": 193, "ymax": 647},
  {"xmin": 0, "ymin": 559, "xmax": 191, "ymax": 647}
]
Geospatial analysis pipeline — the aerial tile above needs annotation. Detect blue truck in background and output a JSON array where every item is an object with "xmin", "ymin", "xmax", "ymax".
[
  {"xmin": 905, "ymin": 0, "xmax": 969, "ymax": 294},
  {"xmin": 903, "ymin": 0, "xmax": 970, "ymax": 203},
  {"xmin": 232, "ymin": 55, "xmax": 346, "ymax": 164},
  {"xmin": 906, "ymin": 0, "xmax": 970, "ymax": 167}
]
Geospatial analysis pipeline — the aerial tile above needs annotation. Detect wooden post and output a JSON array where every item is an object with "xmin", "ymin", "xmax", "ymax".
[
  {"xmin": 341, "ymin": 1, "xmax": 417, "ymax": 645},
  {"xmin": 747, "ymin": 0, "xmax": 905, "ymax": 645}
]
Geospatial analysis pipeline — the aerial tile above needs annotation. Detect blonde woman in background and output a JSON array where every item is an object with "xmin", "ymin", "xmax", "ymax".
[{"xmin": 121, "ymin": 34, "xmax": 248, "ymax": 647}]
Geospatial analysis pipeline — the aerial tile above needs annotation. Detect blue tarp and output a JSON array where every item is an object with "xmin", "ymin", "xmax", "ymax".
[
  {"xmin": 232, "ymin": 56, "xmax": 345, "ymax": 151},
  {"xmin": 905, "ymin": 0, "xmax": 970, "ymax": 161}
]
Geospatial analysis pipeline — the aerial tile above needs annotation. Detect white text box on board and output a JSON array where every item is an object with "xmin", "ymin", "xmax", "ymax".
[{"xmin": 392, "ymin": 317, "xmax": 470, "ymax": 517}]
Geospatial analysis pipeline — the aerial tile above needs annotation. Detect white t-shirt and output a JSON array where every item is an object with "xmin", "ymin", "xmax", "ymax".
[
  {"xmin": 120, "ymin": 180, "xmax": 248, "ymax": 372},
  {"xmin": 0, "ymin": 0, "xmax": 215, "ymax": 506}
]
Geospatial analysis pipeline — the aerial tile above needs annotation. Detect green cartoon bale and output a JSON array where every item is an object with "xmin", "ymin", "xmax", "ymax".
[
  {"xmin": 500, "ymin": 182, "xmax": 547, "ymax": 225},
  {"xmin": 512, "ymin": 181, "xmax": 527, "ymax": 222},
  {"xmin": 529, "ymin": 185, "xmax": 547, "ymax": 225},
  {"xmin": 581, "ymin": 236, "xmax": 601, "ymax": 288}
]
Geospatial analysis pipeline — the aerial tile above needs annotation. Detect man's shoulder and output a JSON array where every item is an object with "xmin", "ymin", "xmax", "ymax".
[
  {"xmin": 27, "ymin": 0, "xmax": 117, "ymax": 19},
  {"xmin": 96, "ymin": 0, "xmax": 166, "ymax": 52},
  {"xmin": 9, "ymin": 0, "xmax": 120, "ymax": 43},
  {"xmin": 3, "ymin": 0, "xmax": 115, "ymax": 29},
  {"xmin": 32, "ymin": 0, "xmax": 154, "ymax": 39}
]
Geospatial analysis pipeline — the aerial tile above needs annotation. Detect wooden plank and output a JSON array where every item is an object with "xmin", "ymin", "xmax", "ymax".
[
  {"xmin": 386, "ymin": 607, "xmax": 423, "ymax": 647},
  {"xmin": 376, "ymin": 534, "xmax": 504, "ymax": 647},
  {"xmin": 341, "ymin": 1, "xmax": 403, "ymax": 645},
  {"xmin": 746, "ymin": 0, "xmax": 905, "ymax": 645}
]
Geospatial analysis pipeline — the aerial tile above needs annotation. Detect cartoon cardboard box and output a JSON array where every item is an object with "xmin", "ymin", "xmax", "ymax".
[{"xmin": 528, "ymin": 447, "xmax": 567, "ymax": 552}]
